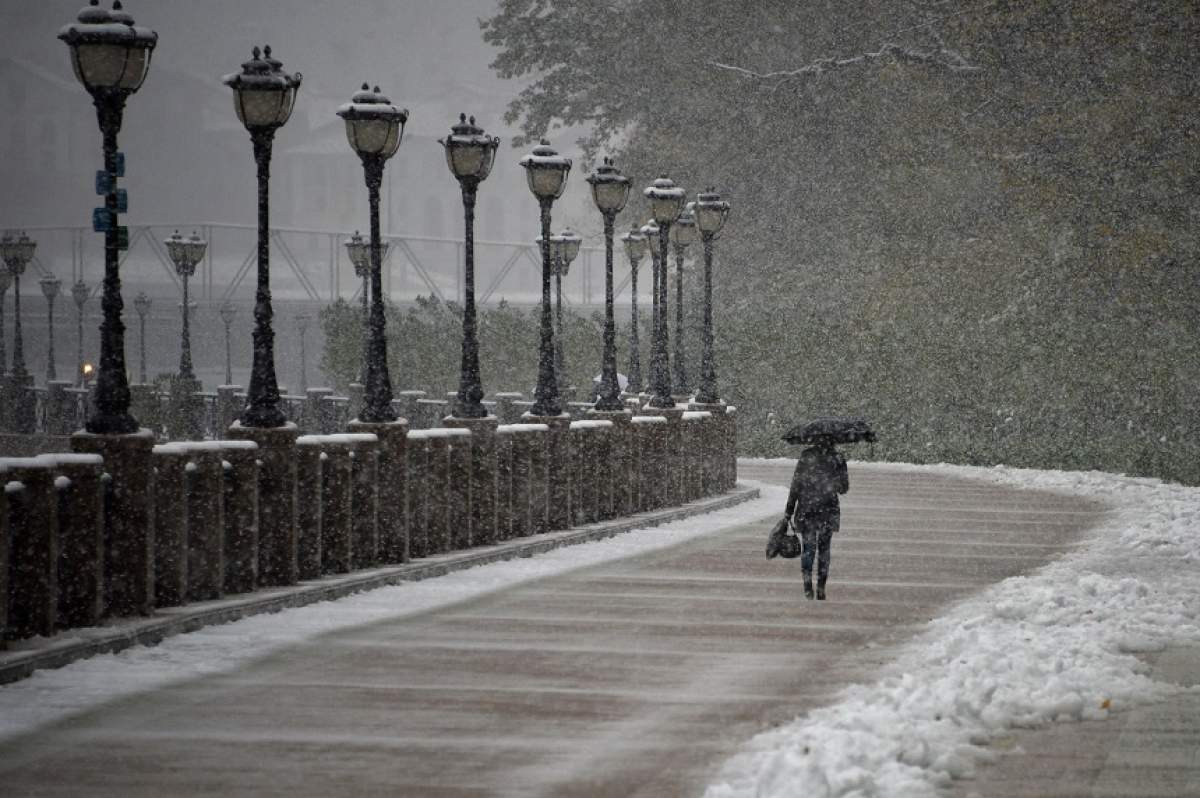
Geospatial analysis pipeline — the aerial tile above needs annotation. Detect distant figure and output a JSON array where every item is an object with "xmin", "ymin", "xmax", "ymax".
[{"xmin": 784, "ymin": 440, "xmax": 849, "ymax": 600}]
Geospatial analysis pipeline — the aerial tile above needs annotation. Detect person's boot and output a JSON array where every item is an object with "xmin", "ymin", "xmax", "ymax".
[
  {"xmin": 816, "ymin": 577, "xmax": 827, "ymax": 601},
  {"xmin": 803, "ymin": 573, "xmax": 814, "ymax": 600}
]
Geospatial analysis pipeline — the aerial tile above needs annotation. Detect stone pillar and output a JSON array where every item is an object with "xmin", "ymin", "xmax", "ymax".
[
  {"xmin": 588, "ymin": 410, "xmax": 631, "ymax": 519},
  {"xmin": 394, "ymin": 390, "xmax": 426, "ymax": 428},
  {"xmin": 494, "ymin": 426, "xmax": 516, "ymax": 541},
  {"xmin": 227, "ymin": 422, "xmax": 300, "ymax": 587},
  {"xmin": 216, "ymin": 385, "xmax": 243, "ymax": 434},
  {"xmin": 320, "ymin": 440, "xmax": 354, "ymax": 574},
  {"xmin": 527, "ymin": 413, "xmax": 571, "ymax": 531},
  {"xmin": 302, "ymin": 387, "xmax": 333, "ymax": 434},
  {"xmin": 632, "ymin": 415, "xmax": 668, "ymax": 510},
  {"xmin": 218, "ymin": 440, "xmax": 259, "ymax": 593},
  {"xmin": 406, "ymin": 433, "xmax": 429, "ymax": 558},
  {"xmin": 443, "ymin": 416, "xmax": 497, "ymax": 548},
  {"xmin": 0, "ymin": 463, "xmax": 9, "ymax": 643},
  {"xmin": 641, "ymin": 407, "xmax": 685, "ymax": 506},
  {"xmin": 294, "ymin": 436, "xmax": 324, "ymax": 580},
  {"xmin": 348, "ymin": 420, "xmax": 408, "ymax": 564},
  {"xmin": 346, "ymin": 382, "xmax": 365, "ymax": 422},
  {"xmin": 5, "ymin": 459, "xmax": 58, "ymax": 638},
  {"xmin": 45, "ymin": 380, "xmax": 75, "ymax": 436},
  {"xmin": 151, "ymin": 443, "xmax": 189, "ymax": 608},
  {"xmin": 46, "ymin": 453, "xmax": 106, "ymax": 629},
  {"xmin": 345, "ymin": 433, "xmax": 380, "ymax": 570},
  {"xmin": 523, "ymin": 423, "xmax": 549, "ymax": 535},
  {"xmin": 724, "ymin": 406, "xmax": 739, "ymax": 491},
  {"xmin": 492, "ymin": 392, "xmax": 523, "ymax": 425},
  {"xmin": 72, "ymin": 429, "xmax": 156, "ymax": 616},
  {"xmin": 129, "ymin": 384, "xmax": 161, "ymax": 438},
  {"xmin": 446, "ymin": 430, "xmax": 472, "ymax": 550},
  {"xmin": 184, "ymin": 443, "xmax": 225, "ymax": 602},
  {"xmin": 417, "ymin": 431, "xmax": 451, "ymax": 554}
]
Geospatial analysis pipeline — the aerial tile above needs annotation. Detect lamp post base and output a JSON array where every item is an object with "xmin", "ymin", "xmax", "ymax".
[{"xmin": 227, "ymin": 421, "xmax": 300, "ymax": 586}]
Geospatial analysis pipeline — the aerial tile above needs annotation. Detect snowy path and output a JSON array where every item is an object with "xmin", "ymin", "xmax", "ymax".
[{"xmin": 0, "ymin": 463, "xmax": 1104, "ymax": 796}]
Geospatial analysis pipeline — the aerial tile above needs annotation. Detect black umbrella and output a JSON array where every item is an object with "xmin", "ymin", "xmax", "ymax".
[{"xmin": 782, "ymin": 417, "xmax": 876, "ymax": 445}]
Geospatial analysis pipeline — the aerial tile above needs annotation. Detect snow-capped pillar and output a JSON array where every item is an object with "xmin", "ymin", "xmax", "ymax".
[
  {"xmin": 302, "ymin": 387, "xmax": 333, "ymax": 434},
  {"xmin": 632, "ymin": 414, "xmax": 670, "ymax": 510},
  {"xmin": 492, "ymin": 392, "xmax": 523, "ymax": 425},
  {"xmin": 444, "ymin": 415, "xmax": 498, "ymax": 549},
  {"xmin": 345, "ymin": 433, "xmax": 380, "ymax": 569},
  {"xmin": 526, "ymin": 424, "xmax": 549, "ymax": 535},
  {"xmin": 530, "ymin": 413, "xmax": 572, "ymax": 531},
  {"xmin": 495, "ymin": 426, "xmax": 517, "ymax": 540},
  {"xmin": 445, "ymin": 429, "xmax": 473, "ymax": 550},
  {"xmin": 217, "ymin": 440, "xmax": 259, "ymax": 593},
  {"xmin": 43, "ymin": 454, "xmax": 105, "ymax": 629},
  {"xmin": 681, "ymin": 412, "xmax": 711, "ymax": 503},
  {"xmin": 151, "ymin": 444, "xmax": 189, "ymax": 608},
  {"xmin": 395, "ymin": 390, "xmax": 426, "ymax": 428},
  {"xmin": 45, "ymin": 380, "xmax": 76, "ymax": 436},
  {"xmin": 346, "ymin": 382, "xmax": 365, "ymax": 423},
  {"xmin": 183, "ymin": 443, "xmax": 225, "ymax": 603},
  {"xmin": 72, "ymin": 429, "xmax": 157, "ymax": 616},
  {"xmin": 227, "ymin": 422, "xmax": 300, "ymax": 587},
  {"xmin": 349, "ymin": 419, "xmax": 409, "ymax": 564},
  {"xmin": 294, "ymin": 436, "xmax": 324, "ymax": 580},
  {"xmin": 689, "ymin": 401, "xmax": 726, "ymax": 496},
  {"xmin": 724, "ymin": 406, "xmax": 739, "ymax": 491},
  {"xmin": 317, "ymin": 439, "xmax": 354, "ymax": 574},
  {"xmin": 4, "ymin": 458, "xmax": 58, "ymax": 638},
  {"xmin": 215, "ymin": 385, "xmax": 244, "ymax": 434},
  {"xmin": 0, "ymin": 463, "xmax": 8, "ymax": 644},
  {"xmin": 587, "ymin": 409, "xmax": 631, "ymax": 519},
  {"xmin": 406, "ymin": 433, "xmax": 429, "ymax": 558},
  {"xmin": 421, "ymin": 432, "xmax": 452, "ymax": 554}
]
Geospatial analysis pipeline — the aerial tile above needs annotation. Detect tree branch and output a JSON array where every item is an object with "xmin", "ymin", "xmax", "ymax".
[{"xmin": 710, "ymin": 41, "xmax": 981, "ymax": 83}]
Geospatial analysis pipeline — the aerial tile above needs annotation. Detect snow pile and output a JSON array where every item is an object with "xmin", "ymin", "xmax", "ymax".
[
  {"xmin": 0, "ymin": 483, "xmax": 784, "ymax": 743},
  {"xmin": 706, "ymin": 461, "xmax": 1200, "ymax": 798}
]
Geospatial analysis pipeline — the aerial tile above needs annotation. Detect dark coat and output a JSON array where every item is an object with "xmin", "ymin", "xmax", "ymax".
[{"xmin": 784, "ymin": 445, "xmax": 849, "ymax": 520}]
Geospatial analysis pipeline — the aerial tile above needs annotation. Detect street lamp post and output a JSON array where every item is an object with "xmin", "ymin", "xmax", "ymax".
[
  {"xmin": 551, "ymin": 228, "xmax": 581, "ymax": 396},
  {"xmin": 518, "ymin": 140, "xmax": 572, "ymax": 417},
  {"xmin": 296, "ymin": 312, "xmax": 311, "ymax": 394},
  {"xmin": 218, "ymin": 302, "xmax": 236, "ymax": 385},
  {"xmin": 0, "ymin": 269, "xmax": 9, "ymax": 378},
  {"xmin": 165, "ymin": 230, "xmax": 206, "ymax": 439},
  {"xmin": 59, "ymin": 0, "xmax": 157, "ymax": 435},
  {"xmin": 620, "ymin": 224, "xmax": 647, "ymax": 395},
  {"xmin": 1, "ymin": 232, "xmax": 36, "ymax": 432},
  {"xmin": 337, "ymin": 83, "xmax": 407, "ymax": 423},
  {"xmin": 344, "ymin": 231, "xmax": 373, "ymax": 386},
  {"xmin": 639, "ymin": 220, "xmax": 661, "ymax": 397},
  {"xmin": 692, "ymin": 188, "xmax": 731, "ymax": 405},
  {"xmin": 132, "ymin": 291, "xmax": 150, "ymax": 383},
  {"xmin": 643, "ymin": 176, "xmax": 686, "ymax": 408},
  {"xmin": 72, "ymin": 280, "xmax": 90, "ymax": 387},
  {"xmin": 40, "ymin": 274, "xmax": 62, "ymax": 382},
  {"xmin": 223, "ymin": 45, "xmax": 301, "ymax": 428},
  {"xmin": 586, "ymin": 158, "xmax": 631, "ymax": 410},
  {"xmin": 668, "ymin": 206, "xmax": 698, "ymax": 398},
  {"xmin": 441, "ymin": 114, "xmax": 499, "ymax": 419}
]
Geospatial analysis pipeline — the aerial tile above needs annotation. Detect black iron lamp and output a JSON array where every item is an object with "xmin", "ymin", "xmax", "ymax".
[
  {"xmin": 620, "ymin": 223, "xmax": 647, "ymax": 394},
  {"xmin": 337, "ymin": 83, "xmax": 407, "ymax": 423},
  {"xmin": 441, "ymin": 113, "xmax": 500, "ymax": 418},
  {"xmin": 692, "ymin": 188, "xmax": 731, "ymax": 405},
  {"xmin": 518, "ymin": 140, "xmax": 572, "ymax": 416}
]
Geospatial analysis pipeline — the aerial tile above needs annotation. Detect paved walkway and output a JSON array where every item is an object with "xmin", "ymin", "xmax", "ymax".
[{"xmin": 0, "ymin": 463, "xmax": 1108, "ymax": 796}]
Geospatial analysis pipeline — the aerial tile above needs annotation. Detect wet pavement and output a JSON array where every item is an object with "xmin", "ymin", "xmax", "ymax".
[{"xmin": 0, "ymin": 462, "xmax": 1107, "ymax": 796}]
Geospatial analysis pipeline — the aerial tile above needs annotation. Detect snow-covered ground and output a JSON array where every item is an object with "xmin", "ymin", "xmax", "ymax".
[
  {"xmin": 706, "ymin": 459, "xmax": 1200, "ymax": 798},
  {"xmin": 0, "ymin": 485, "xmax": 787, "ymax": 744}
]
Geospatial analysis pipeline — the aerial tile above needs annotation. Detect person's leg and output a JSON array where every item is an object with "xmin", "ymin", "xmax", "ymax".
[
  {"xmin": 798, "ymin": 515, "xmax": 816, "ymax": 599},
  {"xmin": 816, "ymin": 508, "xmax": 838, "ymax": 600}
]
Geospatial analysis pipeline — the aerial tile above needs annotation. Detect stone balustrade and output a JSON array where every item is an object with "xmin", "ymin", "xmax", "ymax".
[{"xmin": 1, "ymin": 397, "xmax": 738, "ymax": 647}]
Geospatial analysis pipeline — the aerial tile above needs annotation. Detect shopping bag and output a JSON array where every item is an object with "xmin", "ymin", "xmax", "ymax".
[{"xmin": 765, "ymin": 517, "xmax": 802, "ymax": 560}]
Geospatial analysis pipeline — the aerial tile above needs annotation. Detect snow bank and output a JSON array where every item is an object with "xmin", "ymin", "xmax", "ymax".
[
  {"xmin": 0, "ymin": 483, "xmax": 783, "ymax": 743},
  {"xmin": 706, "ymin": 459, "xmax": 1200, "ymax": 798}
]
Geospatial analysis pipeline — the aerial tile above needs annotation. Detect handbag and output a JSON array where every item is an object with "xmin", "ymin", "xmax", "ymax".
[{"xmin": 765, "ymin": 517, "xmax": 802, "ymax": 560}]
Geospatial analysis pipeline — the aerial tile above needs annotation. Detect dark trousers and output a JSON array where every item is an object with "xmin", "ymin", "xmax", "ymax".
[{"xmin": 796, "ymin": 505, "xmax": 839, "ymax": 583}]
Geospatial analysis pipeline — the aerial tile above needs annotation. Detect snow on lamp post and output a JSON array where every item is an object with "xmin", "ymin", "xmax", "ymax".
[
  {"xmin": 39, "ymin": 273, "xmax": 62, "ymax": 382},
  {"xmin": 72, "ymin": 280, "xmax": 91, "ymax": 387},
  {"xmin": 620, "ymin": 223, "xmax": 647, "ymax": 395},
  {"xmin": 59, "ymin": 0, "xmax": 157, "ymax": 435},
  {"xmin": 441, "ymin": 114, "xmax": 499, "ymax": 419},
  {"xmin": 218, "ymin": 301, "xmax": 236, "ymax": 386},
  {"xmin": 337, "ymin": 83, "xmax": 407, "ymax": 423},
  {"xmin": 668, "ymin": 205, "xmax": 697, "ymax": 397},
  {"xmin": 1, "ymin": 232, "xmax": 37, "ymax": 433},
  {"xmin": 586, "ymin": 157, "xmax": 631, "ymax": 411},
  {"xmin": 223, "ymin": 45, "xmax": 301, "ymax": 428},
  {"xmin": 132, "ymin": 290, "xmax": 150, "ymax": 384},
  {"xmin": 692, "ymin": 188, "xmax": 731, "ymax": 405},
  {"xmin": 519, "ymin": 140, "xmax": 572, "ymax": 417}
]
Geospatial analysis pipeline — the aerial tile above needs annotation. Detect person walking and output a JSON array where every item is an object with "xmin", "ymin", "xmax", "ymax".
[{"xmin": 783, "ymin": 439, "xmax": 848, "ymax": 600}]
